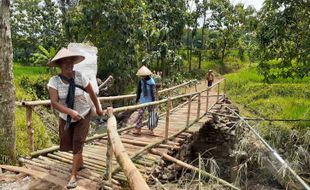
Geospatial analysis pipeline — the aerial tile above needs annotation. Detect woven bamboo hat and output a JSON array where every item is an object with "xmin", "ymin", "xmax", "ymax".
[
  {"xmin": 136, "ymin": 65, "xmax": 153, "ymax": 76},
  {"xmin": 48, "ymin": 48, "xmax": 85, "ymax": 67}
]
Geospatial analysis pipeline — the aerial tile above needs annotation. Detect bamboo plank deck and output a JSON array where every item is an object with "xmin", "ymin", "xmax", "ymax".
[{"xmin": 0, "ymin": 81, "xmax": 221, "ymax": 189}]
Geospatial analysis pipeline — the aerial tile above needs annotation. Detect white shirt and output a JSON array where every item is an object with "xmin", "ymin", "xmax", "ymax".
[{"xmin": 47, "ymin": 71, "xmax": 91, "ymax": 122}]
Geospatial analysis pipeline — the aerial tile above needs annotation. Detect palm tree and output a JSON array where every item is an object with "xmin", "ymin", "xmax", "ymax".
[{"xmin": 0, "ymin": 0, "xmax": 16, "ymax": 164}]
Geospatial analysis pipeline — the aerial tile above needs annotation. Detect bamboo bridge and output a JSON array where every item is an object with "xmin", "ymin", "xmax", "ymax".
[{"xmin": 0, "ymin": 79, "xmax": 309, "ymax": 190}]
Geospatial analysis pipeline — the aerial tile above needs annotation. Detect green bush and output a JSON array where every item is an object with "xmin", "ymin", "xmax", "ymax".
[{"xmin": 18, "ymin": 75, "xmax": 51, "ymax": 100}]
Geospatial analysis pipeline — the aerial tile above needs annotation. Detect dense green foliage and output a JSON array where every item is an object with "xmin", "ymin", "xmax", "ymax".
[
  {"xmin": 11, "ymin": 0, "xmax": 63, "ymax": 64},
  {"xmin": 257, "ymin": 0, "xmax": 310, "ymax": 81}
]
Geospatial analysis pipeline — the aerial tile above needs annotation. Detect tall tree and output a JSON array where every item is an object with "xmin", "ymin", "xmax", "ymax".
[
  {"xmin": 57, "ymin": 0, "xmax": 79, "ymax": 42},
  {"xmin": 198, "ymin": 0, "xmax": 210, "ymax": 69},
  {"xmin": 208, "ymin": 0, "xmax": 236, "ymax": 68},
  {"xmin": 11, "ymin": 0, "xmax": 63, "ymax": 63},
  {"xmin": 257, "ymin": 0, "xmax": 310, "ymax": 81},
  {"xmin": 0, "ymin": 0, "xmax": 16, "ymax": 164}
]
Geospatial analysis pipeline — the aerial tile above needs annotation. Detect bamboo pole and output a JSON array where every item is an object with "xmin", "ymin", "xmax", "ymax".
[
  {"xmin": 165, "ymin": 98, "xmax": 171, "ymax": 141},
  {"xmin": 0, "ymin": 165, "xmax": 87, "ymax": 190},
  {"xmin": 29, "ymin": 79, "xmax": 226, "ymax": 157},
  {"xmin": 26, "ymin": 106, "xmax": 34, "ymax": 152},
  {"xmin": 106, "ymin": 138, "xmax": 113, "ymax": 184},
  {"xmin": 199, "ymin": 153, "xmax": 202, "ymax": 190},
  {"xmin": 197, "ymin": 93, "xmax": 201, "ymax": 121},
  {"xmin": 31, "ymin": 104, "xmax": 173, "ymax": 158},
  {"xmin": 106, "ymin": 107, "xmax": 150, "ymax": 190},
  {"xmin": 112, "ymin": 103, "xmax": 220, "ymax": 176},
  {"xmin": 186, "ymin": 95, "xmax": 192, "ymax": 127},
  {"xmin": 195, "ymin": 83, "xmax": 198, "ymax": 92},
  {"xmin": 17, "ymin": 80, "xmax": 197, "ymax": 107},
  {"xmin": 223, "ymin": 78, "xmax": 226, "ymax": 98},
  {"xmin": 150, "ymin": 149, "xmax": 240, "ymax": 190},
  {"xmin": 18, "ymin": 79, "xmax": 226, "ymax": 108},
  {"xmin": 206, "ymin": 89, "xmax": 209, "ymax": 114},
  {"xmin": 217, "ymin": 82, "xmax": 220, "ymax": 101},
  {"xmin": 98, "ymin": 75, "xmax": 114, "ymax": 90}
]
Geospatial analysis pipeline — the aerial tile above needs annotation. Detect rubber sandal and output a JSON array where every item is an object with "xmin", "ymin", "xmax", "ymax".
[{"xmin": 66, "ymin": 180, "xmax": 77, "ymax": 189}]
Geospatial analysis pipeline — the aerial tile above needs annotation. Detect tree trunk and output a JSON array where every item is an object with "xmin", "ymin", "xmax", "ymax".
[
  {"xmin": 187, "ymin": 29, "xmax": 192, "ymax": 72},
  {"xmin": 199, "ymin": 12, "xmax": 207, "ymax": 69},
  {"xmin": 0, "ymin": 0, "xmax": 16, "ymax": 164}
]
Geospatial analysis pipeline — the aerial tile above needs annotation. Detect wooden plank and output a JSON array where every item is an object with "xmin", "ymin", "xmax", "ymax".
[
  {"xmin": 0, "ymin": 165, "xmax": 87, "ymax": 190},
  {"xmin": 106, "ymin": 108, "xmax": 150, "ymax": 190}
]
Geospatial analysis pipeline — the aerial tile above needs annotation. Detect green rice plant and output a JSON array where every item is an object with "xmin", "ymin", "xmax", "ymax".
[
  {"xmin": 15, "ymin": 107, "xmax": 52, "ymax": 156},
  {"xmin": 13, "ymin": 64, "xmax": 48, "ymax": 78}
]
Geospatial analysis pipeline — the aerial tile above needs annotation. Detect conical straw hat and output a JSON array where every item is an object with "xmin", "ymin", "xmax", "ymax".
[
  {"xmin": 48, "ymin": 48, "xmax": 85, "ymax": 67},
  {"xmin": 136, "ymin": 66, "xmax": 153, "ymax": 76}
]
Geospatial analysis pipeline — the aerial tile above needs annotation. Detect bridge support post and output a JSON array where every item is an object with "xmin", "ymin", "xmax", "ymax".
[
  {"xmin": 197, "ymin": 93, "xmax": 201, "ymax": 121},
  {"xmin": 186, "ymin": 95, "xmax": 192, "ymax": 127},
  {"xmin": 165, "ymin": 98, "xmax": 171, "ymax": 141},
  {"xmin": 217, "ymin": 83, "xmax": 220, "ymax": 101},
  {"xmin": 223, "ymin": 78, "xmax": 226, "ymax": 98},
  {"xmin": 26, "ymin": 106, "xmax": 34, "ymax": 153},
  {"xmin": 206, "ymin": 90, "xmax": 209, "ymax": 113}
]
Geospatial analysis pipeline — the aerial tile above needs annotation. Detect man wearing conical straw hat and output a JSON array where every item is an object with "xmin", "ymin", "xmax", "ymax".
[
  {"xmin": 47, "ymin": 48, "xmax": 104, "ymax": 189},
  {"xmin": 134, "ymin": 66, "xmax": 158, "ymax": 135}
]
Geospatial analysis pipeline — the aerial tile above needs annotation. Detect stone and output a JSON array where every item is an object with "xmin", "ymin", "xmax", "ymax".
[
  {"xmin": 221, "ymin": 126, "xmax": 229, "ymax": 131},
  {"xmin": 230, "ymin": 131, "xmax": 236, "ymax": 136},
  {"xmin": 167, "ymin": 164, "xmax": 174, "ymax": 170},
  {"xmin": 226, "ymin": 122, "xmax": 236, "ymax": 128},
  {"xmin": 162, "ymin": 174, "xmax": 168, "ymax": 180}
]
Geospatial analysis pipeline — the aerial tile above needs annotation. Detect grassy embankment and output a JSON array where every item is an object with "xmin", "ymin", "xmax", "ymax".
[
  {"xmin": 14, "ymin": 64, "xmax": 52, "ymax": 156},
  {"xmin": 225, "ymin": 65, "xmax": 310, "ymax": 128},
  {"xmin": 225, "ymin": 65, "xmax": 310, "ymax": 173}
]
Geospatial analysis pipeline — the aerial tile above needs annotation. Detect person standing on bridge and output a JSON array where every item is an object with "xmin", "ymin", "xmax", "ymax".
[
  {"xmin": 207, "ymin": 69, "xmax": 215, "ymax": 87},
  {"xmin": 134, "ymin": 66, "xmax": 157, "ymax": 136},
  {"xmin": 47, "ymin": 48, "xmax": 104, "ymax": 189}
]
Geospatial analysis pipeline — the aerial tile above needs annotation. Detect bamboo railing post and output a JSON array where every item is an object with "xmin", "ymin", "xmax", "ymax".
[
  {"xmin": 167, "ymin": 91, "xmax": 173, "ymax": 109},
  {"xmin": 26, "ymin": 106, "xmax": 34, "ymax": 152},
  {"xmin": 195, "ymin": 83, "xmax": 198, "ymax": 92},
  {"xmin": 206, "ymin": 89, "xmax": 209, "ymax": 113},
  {"xmin": 217, "ymin": 82, "xmax": 220, "ymax": 101},
  {"xmin": 223, "ymin": 78, "xmax": 226, "ymax": 98},
  {"xmin": 197, "ymin": 93, "xmax": 201, "ymax": 121},
  {"xmin": 199, "ymin": 153, "xmax": 202, "ymax": 190},
  {"xmin": 106, "ymin": 122, "xmax": 113, "ymax": 185},
  {"xmin": 165, "ymin": 98, "xmax": 171, "ymax": 141},
  {"xmin": 186, "ymin": 95, "xmax": 192, "ymax": 127},
  {"xmin": 106, "ymin": 107, "xmax": 150, "ymax": 190}
]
